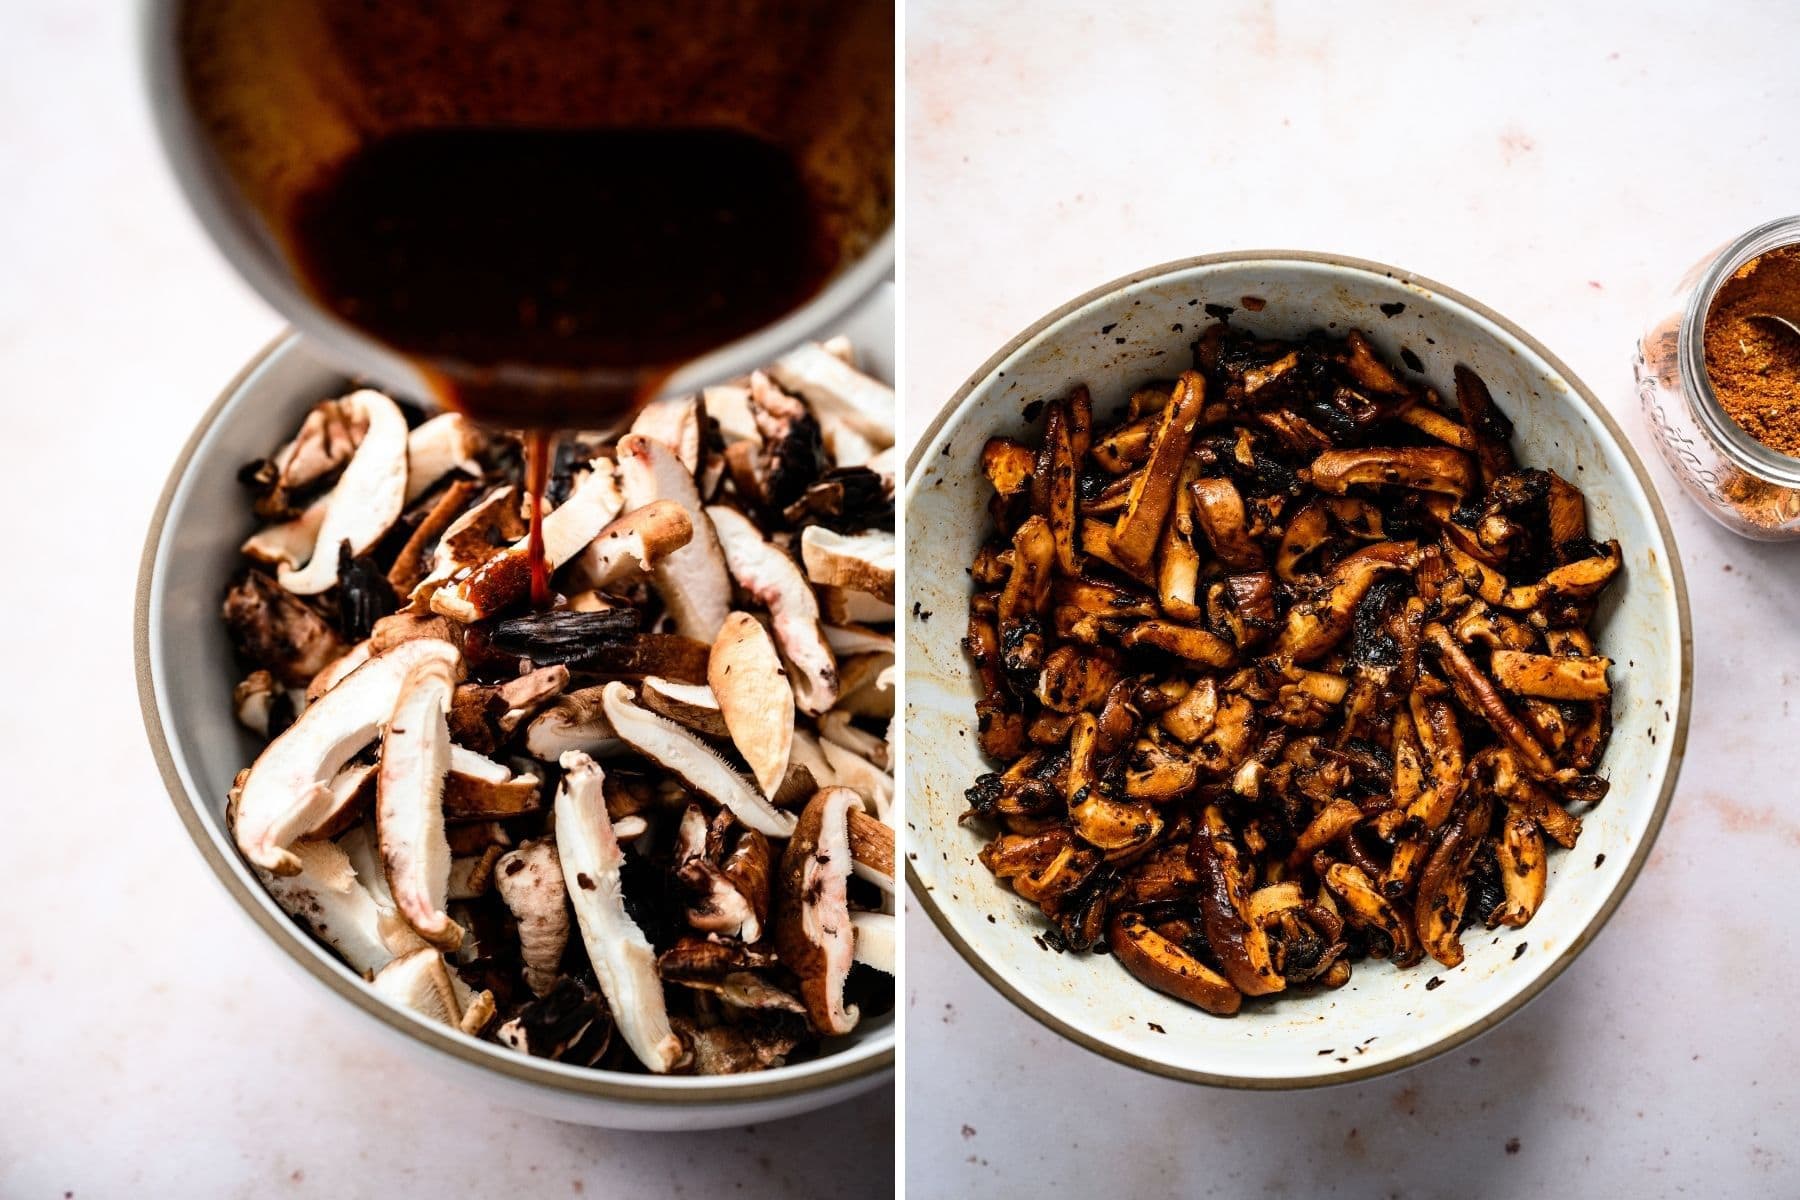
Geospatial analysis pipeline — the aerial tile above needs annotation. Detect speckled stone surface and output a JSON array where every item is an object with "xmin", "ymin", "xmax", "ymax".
[
  {"xmin": 904, "ymin": 1, "xmax": 1800, "ymax": 1195},
  {"xmin": 0, "ymin": 4, "xmax": 889, "ymax": 1195}
]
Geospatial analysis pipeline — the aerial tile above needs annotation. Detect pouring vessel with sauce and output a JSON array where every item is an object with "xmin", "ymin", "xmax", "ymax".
[{"xmin": 143, "ymin": 0, "xmax": 896, "ymax": 429}]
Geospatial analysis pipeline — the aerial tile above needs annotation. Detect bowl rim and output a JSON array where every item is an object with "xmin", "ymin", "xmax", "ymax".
[
  {"xmin": 902, "ymin": 248, "xmax": 1692, "ymax": 1090},
  {"xmin": 135, "ymin": 331, "xmax": 894, "ymax": 1106}
]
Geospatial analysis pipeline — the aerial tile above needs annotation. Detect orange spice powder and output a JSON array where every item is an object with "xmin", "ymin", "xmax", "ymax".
[{"xmin": 1703, "ymin": 243, "xmax": 1800, "ymax": 458}]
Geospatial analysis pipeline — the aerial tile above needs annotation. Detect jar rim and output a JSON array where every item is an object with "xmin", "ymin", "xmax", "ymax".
[{"xmin": 1679, "ymin": 214, "xmax": 1800, "ymax": 488}]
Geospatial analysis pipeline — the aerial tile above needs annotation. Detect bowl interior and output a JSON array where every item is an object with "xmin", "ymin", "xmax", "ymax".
[
  {"xmin": 903, "ymin": 256, "xmax": 1688, "ymax": 1086},
  {"xmin": 140, "ymin": 287, "xmax": 895, "ymax": 1106}
]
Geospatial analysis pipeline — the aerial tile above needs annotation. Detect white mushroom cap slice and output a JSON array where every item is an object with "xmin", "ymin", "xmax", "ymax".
[
  {"xmin": 234, "ymin": 670, "xmax": 278, "ymax": 736},
  {"xmin": 376, "ymin": 656, "xmax": 461, "ymax": 950},
  {"xmin": 255, "ymin": 837, "xmax": 401, "ymax": 976},
  {"xmin": 851, "ymin": 911, "xmax": 895, "ymax": 975},
  {"xmin": 432, "ymin": 461, "xmax": 624, "ymax": 622},
  {"xmin": 640, "ymin": 675, "xmax": 730, "ymax": 738},
  {"xmin": 618, "ymin": 435, "xmax": 732, "ymax": 642},
  {"xmin": 703, "ymin": 384, "xmax": 760, "ymax": 447},
  {"xmin": 495, "ymin": 838, "xmax": 569, "ymax": 998},
  {"xmin": 819, "ymin": 334, "xmax": 856, "ymax": 366},
  {"xmin": 709, "ymin": 612, "xmax": 795, "ymax": 800},
  {"xmin": 570, "ymin": 499, "xmax": 694, "ymax": 591},
  {"xmin": 800, "ymin": 527, "xmax": 895, "ymax": 605},
  {"xmin": 370, "ymin": 947, "xmax": 492, "ymax": 1035},
  {"xmin": 307, "ymin": 641, "xmax": 373, "ymax": 703},
  {"xmin": 820, "ymin": 586, "xmax": 895, "ymax": 625},
  {"xmin": 337, "ymin": 822, "xmax": 428, "ymax": 956},
  {"xmin": 819, "ymin": 737, "xmax": 894, "ymax": 822},
  {"xmin": 525, "ymin": 685, "xmax": 623, "ymax": 760},
  {"xmin": 234, "ymin": 638, "xmax": 461, "ymax": 875},
  {"xmin": 819, "ymin": 711, "xmax": 890, "ymax": 772},
  {"xmin": 279, "ymin": 390, "xmax": 411, "ymax": 594},
  {"xmin": 555, "ymin": 751, "xmax": 682, "ymax": 1073},
  {"xmin": 601, "ymin": 681, "xmax": 797, "ymax": 838},
  {"xmin": 404, "ymin": 413, "xmax": 484, "ymax": 503},
  {"xmin": 304, "ymin": 761, "xmax": 376, "ymax": 839},
  {"xmin": 834, "ymin": 650, "xmax": 896, "ymax": 721},
  {"xmin": 707, "ymin": 505, "xmax": 838, "ymax": 716},
  {"xmin": 824, "ymin": 624, "xmax": 894, "ymax": 658},
  {"xmin": 767, "ymin": 342, "xmax": 896, "ymax": 449},
  {"xmin": 629, "ymin": 393, "xmax": 703, "ymax": 474},
  {"xmin": 241, "ymin": 498, "xmax": 326, "ymax": 569}
]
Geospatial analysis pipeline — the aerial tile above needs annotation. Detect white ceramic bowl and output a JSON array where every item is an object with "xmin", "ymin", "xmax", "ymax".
[
  {"xmin": 903, "ymin": 253, "xmax": 1690, "ymax": 1088},
  {"xmin": 135, "ymin": 288, "xmax": 894, "ymax": 1130}
]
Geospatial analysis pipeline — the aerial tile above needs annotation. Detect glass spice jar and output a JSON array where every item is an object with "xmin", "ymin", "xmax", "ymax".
[{"xmin": 1636, "ymin": 215, "xmax": 1800, "ymax": 539}]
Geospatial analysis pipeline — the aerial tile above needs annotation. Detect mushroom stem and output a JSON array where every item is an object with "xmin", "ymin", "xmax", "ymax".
[{"xmin": 555, "ymin": 752, "xmax": 682, "ymax": 1073}]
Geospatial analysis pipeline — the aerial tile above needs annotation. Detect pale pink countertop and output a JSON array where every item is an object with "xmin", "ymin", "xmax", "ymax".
[
  {"xmin": 905, "ymin": 1, "xmax": 1800, "ymax": 1195},
  {"xmin": 0, "ymin": 4, "xmax": 888, "ymax": 1195}
]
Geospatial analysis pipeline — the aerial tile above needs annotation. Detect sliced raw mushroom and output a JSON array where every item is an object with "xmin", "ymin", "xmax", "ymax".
[
  {"xmin": 524, "ymin": 686, "xmax": 622, "ymax": 760},
  {"xmin": 253, "ymin": 836, "xmax": 407, "ymax": 975},
  {"xmin": 799, "ymin": 526, "xmax": 895, "ymax": 604},
  {"xmin": 568, "ymin": 499, "xmax": 694, "ymax": 591},
  {"xmin": 673, "ymin": 809, "xmax": 765, "ymax": 942},
  {"xmin": 554, "ymin": 750, "xmax": 683, "ymax": 1073},
  {"xmin": 618, "ymin": 434, "xmax": 733, "ymax": 642},
  {"xmin": 851, "ymin": 911, "xmax": 896, "ymax": 974},
  {"xmin": 223, "ymin": 572, "xmax": 348, "ymax": 688},
  {"xmin": 403, "ymin": 413, "xmax": 484, "ymax": 503},
  {"xmin": 846, "ymin": 805, "xmax": 895, "ymax": 893},
  {"xmin": 818, "ymin": 737, "xmax": 894, "ymax": 820},
  {"xmin": 708, "ymin": 504, "xmax": 838, "ymax": 715},
  {"xmin": 824, "ymin": 623, "xmax": 894, "ymax": 658},
  {"xmin": 704, "ymin": 383, "xmax": 760, "ymax": 447},
  {"xmin": 601, "ymin": 681, "xmax": 797, "ymax": 838},
  {"xmin": 494, "ymin": 838, "xmax": 569, "ymax": 998},
  {"xmin": 377, "ymin": 655, "xmax": 461, "ymax": 951},
  {"xmin": 629, "ymin": 393, "xmax": 703, "ymax": 475},
  {"xmin": 820, "ymin": 711, "xmax": 890, "ymax": 773},
  {"xmin": 388, "ymin": 478, "xmax": 480, "ymax": 594},
  {"xmin": 775, "ymin": 787, "xmax": 862, "ymax": 1035},
  {"xmin": 432, "ymin": 460, "xmax": 623, "ymax": 621},
  {"xmin": 494, "ymin": 977, "xmax": 614, "ymax": 1066},
  {"xmin": 241, "ymin": 499, "xmax": 326, "ymax": 570},
  {"xmin": 442, "ymin": 747, "xmax": 541, "ymax": 820},
  {"xmin": 279, "ymin": 390, "xmax": 411, "ymax": 595},
  {"xmin": 248, "ymin": 394, "xmax": 368, "ymax": 516},
  {"xmin": 234, "ymin": 670, "xmax": 279, "ymax": 736},
  {"xmin": 447, "ymin": 846, "xmax": 504, "ymax": 900},
  {"xmin": 709, "ymin": 611, "xmax": 794, "ymax": 798},
  {"xmin": 834, "ymin": 651, "xmax": 895, "ymax": 721},
  {"xmin": 640, "ymin": 675, "xmax": 730, "ymax": 738},
  {"xmin": 233, "ymin": 637, "xmax": 460, "ymax": 875},
  {"xmin": 819, "ymin": 585, "xmax": 895, "ymax": 625},
  {"xmin": 768, "ymin": 341, "xmax": 896, "ymax": 450},
  {"xmin": 412, "ymin": 486, "xmax": 528, "ymax": 599},
  {"xmin": 305, "ymin": 761, "xmax": 376, "ymax": 839},
  {"xmin": 370, "ymin": 947, "xmax": 494, "ymax": 1036}
]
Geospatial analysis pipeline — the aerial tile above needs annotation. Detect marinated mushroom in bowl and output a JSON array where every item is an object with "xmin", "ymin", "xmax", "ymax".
[
  {"xmin": 221, "ymin": 337, "xmax": 897, "ymax": 1075},
  {"xmin": 960, "ymin": 322, "xmax": 1620, "ymax": 1016}
]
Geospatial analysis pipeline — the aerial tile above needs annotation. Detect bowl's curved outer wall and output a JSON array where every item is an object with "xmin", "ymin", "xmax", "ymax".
[
  {"xmin": 136, "ymin": 288, "xmax": 894, "ymax": 1131},
  {"xmin": 903, "ymin": 253, "xmax": 1690, "ymax": 1089}
]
